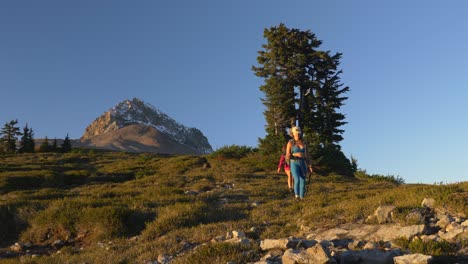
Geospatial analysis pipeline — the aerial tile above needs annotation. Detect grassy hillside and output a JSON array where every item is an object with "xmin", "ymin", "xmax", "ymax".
[{"xmin": 0, "ymin": 151, "xmax": 466, "ymax": 263}]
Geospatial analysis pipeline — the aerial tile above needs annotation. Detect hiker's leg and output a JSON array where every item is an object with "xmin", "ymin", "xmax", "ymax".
[
  {"xmin": 298, "ymin": 161, "xmax": 307, "ymax": 198},
  {"xmin": 285, "ymin": 169, "xmax": 292, "ymax": 189},
  {"xmin": 298, "ymin": 175, "xmax": 306, "ymax": 198},
  {"xmin": 290, "ymin": 162, "xmax": 300, "ymax": 196}
]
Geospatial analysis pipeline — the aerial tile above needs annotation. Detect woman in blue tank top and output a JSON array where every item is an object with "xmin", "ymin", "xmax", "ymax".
[{"xmin": 286, "ymin": 126, "xmax": 313, "ymax": 200}]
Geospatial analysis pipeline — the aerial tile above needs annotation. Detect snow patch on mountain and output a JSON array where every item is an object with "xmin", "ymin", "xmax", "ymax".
[{"xmin": 81, "ymin": 98, "xmax": 212, "ymax": 154}]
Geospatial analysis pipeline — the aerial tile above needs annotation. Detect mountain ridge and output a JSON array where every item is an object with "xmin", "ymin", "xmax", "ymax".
[{"xmin": 79, "ymin": 98, "xmax": 212, "ymax": 154}]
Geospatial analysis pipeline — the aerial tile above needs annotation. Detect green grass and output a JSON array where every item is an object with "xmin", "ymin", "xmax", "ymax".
[
  {"xmin": 0, "ymin": 151, "xmax": 466, "ymax": 263},
  {"xmin": 393, "ymin": 237, "xmax": 459, "ymax": 256}
]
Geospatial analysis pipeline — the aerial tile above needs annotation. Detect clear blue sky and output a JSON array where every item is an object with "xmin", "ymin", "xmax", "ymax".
[{"xmin": 1, "ymin": 1, "xmax": 467, "ymax": 184}]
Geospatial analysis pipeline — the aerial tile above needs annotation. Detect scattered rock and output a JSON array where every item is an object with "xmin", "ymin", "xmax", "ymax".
[
  {"xmin": 348, "ymin": 240, "xmax": 365, "ymax": 250},
  {"xmin": 202, "ymin": 161, "xmax": 211, "ymax": 169},
  {"xmin": 10, "ymin": 243, "xmax": 24, "ymax": 252},
  {"xmin": 420, "ymin": 234, "xmax": 438, "ymax": 242},
  {"xmin": 52, "ymin": 240, "xmax": 65, "ymax": 248},
  {"xmin": 405, "ymin": 208, "xmax": 427, "ymax": 225},
  {"xmin": 128, "ymin": 236, "xmax": 139, "ymax": 242},
  {"xmin": 445, "ymin": 222, "xmax": 460, "ymax": 232},
  {"xmin": 281, "ymin": 249, "xmax": 312, "ymax": 264},
  {"xmin": 371, "ymin": 224, "xmax": 425, "ymax": 241},
  {"xmin": 184, "ymin": 190, "xmax": 199, "ymax": 195},
  {"xmin": 421, "ymin": 198, "xmax": 436, "ymax": 209},
  {"xmin": 439, "ymin": 225, "xmax": 465, "ymax": 241},
  {"xmin": 260, "ymin": 238, "xmax": 290, "ymax": 250},
  {"xmin": 256, "ymin": 250, "xmax": 283, "ymax": 264},
  {"xmin": 223, "ymin": 230, "xmax": 250, "ymax": 245},
  {"xmin": 394, "ymin": 253, "xmax": 432, "ymax": 264},
  {"xmin": 366, "ymin": 205, "xmax": 396, "ymax": 224},
  {"xmin": 462, "ymin": 220, "xmax": 468, "ymax": 227},
  {"xmin": 306, "ymin": 243, "xmax": 336, "ymax": 264},
  {"xmin": 339, "ymin": 249, "xmax": 402, "ymax": 264},
  {"xmin": 296, "ymin": 238, "xmax": 318, "ymax": 249},
  {"xmin": 363, "ymin": 241, "xmax": 378, "ymax": 250},
  {"xmin": 157, "ymin": 254, "xmax": 171, "ymax": 264},
  {"xmin": 436, "ymin": 214, "xmax": 454, "ymax": 229},
  {"xmin": 312, "ymin": 223, "xmax": 425, "ymax": 242},
  {"xmin": 260, "ymin": 237, "xmax": 317, "ymax": 251},
  {"xmin": 232, "ymin": 230, "xmax": 246, "ymax": 239},
  {"xmin": 211, "ymin": 235, "xmax": 226, "ymax": 243}
]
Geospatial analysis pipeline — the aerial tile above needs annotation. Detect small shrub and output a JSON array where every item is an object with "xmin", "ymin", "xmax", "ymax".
[
  {"xmin": 355, "ymin": 169, "xmax": 405, "ymax": 185},
  {"xmin": 394, "ymin": 237, "xmax": 458, "ymax": 256},
  {"xmin": 79, "ymin": 206, "xmax": 132, "ymax": 240},
  {"xmin": 211, "ymin": 145, "xmax": 256, "ymax": 159},
  {"xmin": 0, "ymin": 205, "xmax": 16, "ymax": 243},
  {"xmin": 172, "ymin": 243, "xmax": 257, "ymax": 264},
  {"xmin": 238, "ymin": 152, "xmax": 273, "ymax": 172},
  {"xmin": 22, "ymin": 200, "xmax": 134, "ymax": 243},
  {"xmin": 0, "ymin": 170, "xmax": 54, "ymax": 193},
  {"xmin": 141, "ymin": 202, "xmax": 209, "ymax": 240}
]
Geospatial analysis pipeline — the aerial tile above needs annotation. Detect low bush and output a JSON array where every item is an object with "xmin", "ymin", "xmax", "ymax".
[
  {"xmin": 141, "ymin": 201, "xmax": 209, "ymax": 240},
  {"xmin": 0, "ymin": 205, "xmax": 16, "ymax": 243},
  {"xmin": 355, "ymin": 169, "xmax": 405, "ymax": 185},
  {"xmin": 172, "ymin": 243, "xmax": 258, "ymax": 264},
  {"xmin": 21, "ymin": 199, "xmax": 136, "ymax": 243},
  {"xmin": 0, "ymin": 170, "xmax": 53, "ymax": 193},
  {"xmin": 210, "ymin": 145, "xmax": 256, "ymax": 159},
  {"xmin": 393, "ymin": 237, "xmax": 458, "ymax": 256}
]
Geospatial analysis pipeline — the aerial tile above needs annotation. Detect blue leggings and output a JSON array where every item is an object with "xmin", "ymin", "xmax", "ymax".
[{"xmin": 290, "ymin": 160, "xmax": 307, "ymax": 198}]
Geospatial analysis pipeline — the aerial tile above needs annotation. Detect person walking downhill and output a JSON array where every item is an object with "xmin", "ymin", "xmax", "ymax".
[
  {"xmin": 286, "ymin": 126, "xmax": 313, "ymax": 200},
  {"xmin": 277, "ymin": 144, "xmax": 293, "ymax": 194}
]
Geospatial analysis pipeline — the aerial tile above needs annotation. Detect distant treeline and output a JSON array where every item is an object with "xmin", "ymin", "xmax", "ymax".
[{"xmin": 0, "ymin": 119, "xmax": 71, "ymax": 154}]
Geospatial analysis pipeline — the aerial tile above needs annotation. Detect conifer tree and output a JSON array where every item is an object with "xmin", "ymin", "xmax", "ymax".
[
  {"xmin": 304, "ymin": 51, "xmax": 349, "ymax": 149},
  {"xmin": 51, "ymin": 138, "xmax": 58, "ymax": 152},
  {"xmin": 28, "ymin": 128, "xmax": 35, "ymax": 152},
  {"xmin": 19, "ymin": 124, "xmax": 32, "ymax": 153},
  {"xmin": 0, "ymin": 120, "xmax": 21, "ymax": 154},
  {"xmin": 39, "ymin": 136, "xmax": 50, "ymax": 152},
  {"xmin": 61, "ymin": 133, "xmax": 72, "ymax": 153},
  {"xmin": 253, "ymin": 24, "xmax": 351, "ymax": 174}
]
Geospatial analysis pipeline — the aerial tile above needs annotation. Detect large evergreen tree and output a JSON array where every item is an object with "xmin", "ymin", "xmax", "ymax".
[
  {"xmin": 28, "ymin": 127, "xmax": 35, "ymax": 152},
  {"xmin": 61, "ymin": 133, "xmax": 72, "ymax": 153},
  {"xmin": 18, "ymin": 124, "xmax": 34, "ymax": 153},
  {"xmin": 39, "ymin": 136, "xmax": 50, "ymax": 152},
  {"xmin": 304, "ymin": 51, "xmax": 349, "ymax": 149},
  {"xmin": 253, "ymin": 24, "xmax": 351, "ymax": 174},
  {"xmin": 51, "ymin": 138, "xmax": 58, "ymax": 152},
  {"xmin": 0, "ymin": 120, "xmax": 22, "ymax": 154}
]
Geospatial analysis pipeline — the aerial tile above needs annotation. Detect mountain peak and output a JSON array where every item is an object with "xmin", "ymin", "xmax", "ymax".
[{"xmin": 81, "ymin": 98, "xmax": 212, "ymax": 154}]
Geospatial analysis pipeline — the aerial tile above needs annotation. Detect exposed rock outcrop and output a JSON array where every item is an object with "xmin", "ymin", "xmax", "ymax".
[{"xmin": 79, "ymin": 98, "xmax": 212, "ymax": 154}]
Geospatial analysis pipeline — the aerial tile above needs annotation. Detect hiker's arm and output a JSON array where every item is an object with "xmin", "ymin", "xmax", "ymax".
[
  {"xmin": 305, "ymin": 143, "xmax": 313, "ymax": 173},
  {"xmin": 286, "ymin": 142, "xmax": 291, "ymax": 158},
  {"xmin": 277, "ymin": 155, "xmax": 284, "ymax": 172}
]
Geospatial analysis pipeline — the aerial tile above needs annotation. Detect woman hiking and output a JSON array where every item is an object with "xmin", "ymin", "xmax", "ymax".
[
  {"xmin": 277, "ymin": 144, "xmax": 293, "ymax": 193},
  {"xmin": 286, "ymin": 126, "xmax": 313, "ymax": 200}
]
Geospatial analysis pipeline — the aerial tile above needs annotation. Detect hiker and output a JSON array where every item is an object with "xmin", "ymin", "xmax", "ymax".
[
  {"xmin": 286, "ymin": 126, "xmax": 313, "ymax": 200},
  {"xmin": 277, "ymin": 144, "xmax": 293, "ymax": 193}
]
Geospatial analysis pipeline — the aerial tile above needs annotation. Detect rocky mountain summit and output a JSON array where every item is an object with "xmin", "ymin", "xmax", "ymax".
[{"xmin": 79, "ymin": 98, "xmax": 212, "ymax": 154}]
